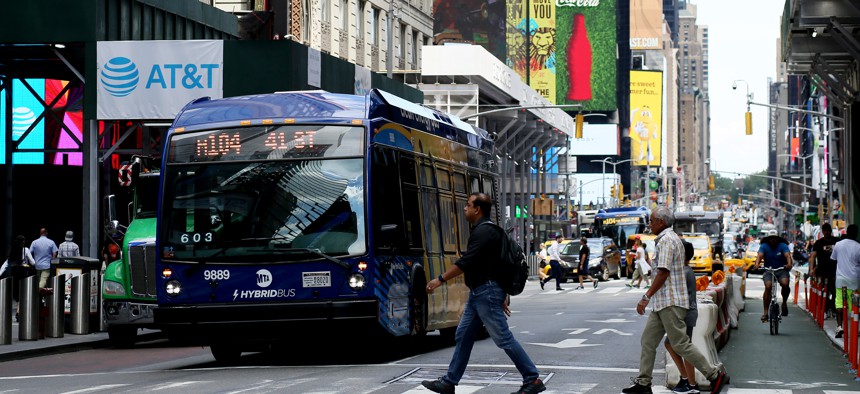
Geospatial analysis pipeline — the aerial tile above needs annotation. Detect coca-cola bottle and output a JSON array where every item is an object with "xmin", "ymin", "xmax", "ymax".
[{"xmin": 566, "ymin": 13, "xmax": 592, "ymax": 101}]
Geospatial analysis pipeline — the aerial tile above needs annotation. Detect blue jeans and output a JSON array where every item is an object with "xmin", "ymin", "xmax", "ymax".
[{"xmin": 442, "ymin": 281, "xmax": 539, "ymax": 386}]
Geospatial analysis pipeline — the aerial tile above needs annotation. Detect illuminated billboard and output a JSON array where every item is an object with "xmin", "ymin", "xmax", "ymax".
[
  {"xmin": 0, "ymin": 79, "xmax": 45, "ymax": 164},
  {"xmin": 630, "ymin": 0, "xmax": 663, "ymax": 50},
  {"xmin": 630, "ymin": 70, "xmax": 663, "ymax": 166},
  {"xmin": 555, "ymin": 0, "xmax": 617, "ymax": 110},
  {"xmin": 433, "ymin": 0, "xmax": 507, "ymax": 61},
  {"xmin": 505, "ymin": 0, "xmax": 528, "ymax": 81},
  {"xmin": 527, "ymin": 0, "xmax": 557, "ymax": 102}
]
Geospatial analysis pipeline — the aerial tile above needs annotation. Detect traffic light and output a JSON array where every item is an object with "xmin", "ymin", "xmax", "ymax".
[
  {"xmin": 745, "ymin": 111, "xmax": 752, "ymax": 135},
  {"xmin": 618, "ymin": 183, "xmax": 624, "ymax": 200},
  {"xmin": 575, "ymin": 114, "xmax": 584, "ymax": 139},
  {"xmin": 709, "ymin": 174, "xmax": 715, "ymax": 190},
  {"xmin": 610, "ymin": 184, "xmax": 617, "ymax": 198}
]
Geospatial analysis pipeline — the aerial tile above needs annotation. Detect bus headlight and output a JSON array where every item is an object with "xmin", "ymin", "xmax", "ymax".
[
  {"xmin": 348, "ymin": 273, "xmax": 366, "ymax": 291},
  {"xmin": 103, "ymin": 280, "xmax": 126, "ymax": 296},
  {"xmin": 165, "ymin": 280, "xmax": 182, "ymax": 296}
]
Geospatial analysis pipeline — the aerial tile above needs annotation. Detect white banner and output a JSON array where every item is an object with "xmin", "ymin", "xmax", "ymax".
[
  {"xmin": 568, "ymin": 123, "xmax": 619, "ymax": 156},
  {"xmin": 97, "ymin": 40, "xmax": 224, "ymax": 120}
]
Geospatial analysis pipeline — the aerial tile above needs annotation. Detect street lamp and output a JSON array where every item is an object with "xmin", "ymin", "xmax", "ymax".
[
  {"xmin": 732, "ymin": 80, "xmax": 753, "ymax": 135},
  {"xmin": 590, "ymin": 158, "xmax": 632, "ymax": 208}
]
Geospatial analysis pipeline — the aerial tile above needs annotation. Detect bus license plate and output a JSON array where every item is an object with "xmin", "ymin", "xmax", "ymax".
[{"xmin": 302, "ymin": 271, "xmax": 331, "ymax": 288}]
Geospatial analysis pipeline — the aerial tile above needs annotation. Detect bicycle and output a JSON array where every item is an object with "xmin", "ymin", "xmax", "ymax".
[{"xmin": 762, "ymin": 266, "xmax": 788, "ymax": 335}]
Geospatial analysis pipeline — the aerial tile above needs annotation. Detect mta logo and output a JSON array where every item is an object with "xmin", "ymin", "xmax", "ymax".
[
  {"xmin": 11, "ymin": 107, "xmax": 36, "ymax": 139},
  {"xmin": 100, "ymin": 57, "xmax": 139, "ymax": 97},
  {"xmin": 256, "ymin": 269, "xmax": 272, "ymax": 288}
]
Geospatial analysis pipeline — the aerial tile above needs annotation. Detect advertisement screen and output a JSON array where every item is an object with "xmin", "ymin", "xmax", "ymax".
[
  {"xmin": 433, "ymin": 0, "xmax": 507, "ymax": 61},
  {"xmin": 568, "ymin": 123, "xmax": 618, "ymax": 156},
  {"xmin": 630, "ymin": 70, "xmax": 663, "ymax": 166},
  {"xmin": 555, "ymin": 0, "xmax": 617, "ymax": 111},
  {"xmin": 630, "ymin": 0, "xmax": 663, "ymax": 50},
  {"xmin": 506, "ymin": 0, "xmax": 528, "ymax": 81},
  {"xmin": 527, "ymin": 0, "xmax": 557, "ymax": 103},
  {"xmin": 0, "ymin": 79, "xmax": 45, "ymax": 164}
]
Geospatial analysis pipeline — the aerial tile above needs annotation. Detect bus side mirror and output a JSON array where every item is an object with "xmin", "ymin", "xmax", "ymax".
[{"xmin": 103, "ymin": 195, "xmax": 126, "ymax": 238}]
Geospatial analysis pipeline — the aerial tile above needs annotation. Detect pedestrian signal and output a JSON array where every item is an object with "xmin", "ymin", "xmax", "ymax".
[{"xmin": 575, "ymin": 114, "xmax": 584, "ymax": 139}]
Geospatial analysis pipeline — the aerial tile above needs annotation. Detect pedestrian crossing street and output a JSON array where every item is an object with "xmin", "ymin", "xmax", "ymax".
[{"xmin": 536, "ymin": 282, "xmax": 648, "ymax": 295}]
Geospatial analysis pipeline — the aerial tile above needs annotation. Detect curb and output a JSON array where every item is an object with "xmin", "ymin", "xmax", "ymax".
[{"xmin": 0, "ymin": 331, "xmax": 164, "ymax": 363}]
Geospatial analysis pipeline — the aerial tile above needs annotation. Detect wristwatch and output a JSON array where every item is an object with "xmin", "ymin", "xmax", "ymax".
[
  {"xmin": 641, "ymin": 294, "xmax": 650, "ymax": 302},
  {"xmin": 438, "ymin": 274, "xmax": 446, "ymax": 283}
]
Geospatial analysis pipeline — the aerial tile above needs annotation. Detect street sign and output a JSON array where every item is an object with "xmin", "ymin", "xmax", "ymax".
[{"xmin": 648, "ymin": 171, "xmax": 657, "ymax": 180}]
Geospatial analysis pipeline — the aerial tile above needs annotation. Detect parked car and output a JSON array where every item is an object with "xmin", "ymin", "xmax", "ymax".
[
  {"xmin": 743, "ymin": 240, "xmax": 762, "ymax": 273},
  {"xmin": 559, "ymin": 237, "xmax": 622, "ymax": 281}
]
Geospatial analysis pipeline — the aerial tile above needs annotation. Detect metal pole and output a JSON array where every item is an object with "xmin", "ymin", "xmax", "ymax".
[
  {"xmin": 47, "ymin": 274, "xmax": 65, "ymax": 338},
  {"xmin": 579, "ymin": 180, "xmax": 583, "ymax": 212},
  {"xmin": 0, "ymin": 277, "xmax": 11, "ymax": 345},
  {"xmin": 803, "ymin": 156, "xmax": 808, "ymax": 229},
  {"xmin": 601, "ymin": 161, "xmax": 606, "ymax": 208},
  {"xmin": 18, "ymin": 275, "xmax": 39, "ymax": 341},
  {"xmin": 386, "ymin": 3, "xmax": 394, "ymax": 79},
  {"xmin": 70, "ymin": 273, "xmax": 90, "ymax": 335}
]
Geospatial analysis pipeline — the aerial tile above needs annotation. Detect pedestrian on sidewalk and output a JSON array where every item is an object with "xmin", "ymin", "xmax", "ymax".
[
  {"xmin": 809, "ymin": 223, "xmax": 839, "ymax": 331},
  {"xmin": 577, "ymin": 237, "xmax": 598, "ymax": 290},
  {"xmin": 664, "ymin": 240, "xmax": 700, "ymax": 394},
  {"xmin": 0, "ymin": 235, "xmax": 36, "ymax": 322},
  {"xmin": 29, "ymin": 228, "xmax": 58, "ymax": 288},
  {"xmin": 831, "ymin": 224, "xmax": 860, "ymax": 339},
  {"xmin": 422, "ymin": 193, "xmax": 546, "ymax": 394},
  {"xmin": 58, "ymin": 230, "xmax": 80, "ymax": 258},
  {"xmin": 623, "ymin": 206, "xmax": 728, "ymax": 394},
  {"xmin": 540, "ymin": 235, "xmax": 565, "ymax": 291},
  {"xmin": 628, "ymin": 237, "xmax": 652, "ymax": 289}
]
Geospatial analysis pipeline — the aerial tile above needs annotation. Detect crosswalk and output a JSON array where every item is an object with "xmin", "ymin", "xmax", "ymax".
[{"xmin": 536, "ymin": 284, "xmax": 647, "ymax": 295}]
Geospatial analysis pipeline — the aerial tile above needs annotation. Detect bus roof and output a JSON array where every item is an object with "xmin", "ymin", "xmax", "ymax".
[
  {"xmin": 594, "ymin": 206, "xmax": 650, "ymax": 219},
  {"xmin": 674, "ymin": 211, "xmax": 723, "ymax": 220},
  {"xmin": 170, "ymin": 89, "xmax": 490, "ymax": 142}
]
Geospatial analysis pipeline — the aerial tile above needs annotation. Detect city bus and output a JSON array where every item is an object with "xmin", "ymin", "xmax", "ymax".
[
  {"xmin": 592, "ymin": 207, "xmax": 651, "ymax": 246},
  {"xmin": 154, "ymin": 89, "xmax": 499, "ymax": 361},
  {"xmin": 674, "ymin": 210, "xmax": 724, "ymax": 268}
]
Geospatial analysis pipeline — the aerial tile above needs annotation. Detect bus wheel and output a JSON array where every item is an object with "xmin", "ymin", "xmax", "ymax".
[
  {"xmin": 107, "ymin": 326, "xmax": 138, "ymax": 348},
  {"xmin": 210, "ymin": 344, "xmax": 242, "ymax": 364},
  {"xmin": 411, "ymin": 278, "xmax": 428, "ymax": 337}
]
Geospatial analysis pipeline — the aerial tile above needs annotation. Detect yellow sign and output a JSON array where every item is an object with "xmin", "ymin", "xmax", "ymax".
[
  {"xmin": 630, "ymin": 70, "xmax": 663, "ymax": 166},
  {"xmin": 528, "ymin": 0, "xmax": 557, "ymax": 103}
]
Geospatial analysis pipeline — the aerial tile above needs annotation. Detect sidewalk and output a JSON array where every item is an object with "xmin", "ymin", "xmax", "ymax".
[
  {"xmin": 0, "ymin": 321, "xmax": 111, "ymax": 362},
  {"xmin": 719, "ymin": 274, "xmax": 860, "ymax": 390}
]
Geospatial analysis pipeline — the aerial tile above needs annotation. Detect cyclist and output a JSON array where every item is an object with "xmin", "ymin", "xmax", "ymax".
[{"xmin": 753, "ymin": 235, "xmax": 793, "ymax": 322}]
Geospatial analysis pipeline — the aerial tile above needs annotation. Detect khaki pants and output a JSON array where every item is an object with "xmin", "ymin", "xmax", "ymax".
[
  {"xmin": 637, "ymin": 305, "xmax": 719, "ymax": 386},
  {"xmin": 37, "ymin": 269, "xmax": 50, "ymax": 289}
]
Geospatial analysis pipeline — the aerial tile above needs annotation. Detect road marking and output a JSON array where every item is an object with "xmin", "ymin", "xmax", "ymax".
[
  {"xmin": 61, "ymin": 385, "xmax": 131, "ymax": 394},
  {"xmin": 727, "ymin": 390, "xmax": 792, "ymax": 394},
  {"xmin": 586, "ymin": 318, "xmax": 635, "ymax": 323},
  {"xmin": 404, "ymin": 385, "xmax": 482, "ymax": 393},
  {"xmin": 594, "ymin": 328, "xmax": 633, "ymax": 336},
  {"xmin": 562, "ymin": 328, "xmax": 589, "ymax": 335},
  {"xmin": 598, "ymin": 287, "xmax": 624, "ymax": 294},
  {"xmin": 529, "ymin": 339, "xmax": 601, "ymax": 348},
  {"xmin": 149, "ymin": 382, "xmax": 207, "ymax": 391}
]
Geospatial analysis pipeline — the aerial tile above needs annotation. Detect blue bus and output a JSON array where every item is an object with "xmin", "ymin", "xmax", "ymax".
[
  {"xmin": 154, "ymin": 89, "xmax": 499, "ymax": 361},
  {"xmin": 592, "ymin": 206, "xmax": 651, "ymax": 247}
]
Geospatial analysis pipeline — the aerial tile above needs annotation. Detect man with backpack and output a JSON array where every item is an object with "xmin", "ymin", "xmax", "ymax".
[{"xmin": 423, "ymin": 192, "xmax": 545, "ymax": 394}]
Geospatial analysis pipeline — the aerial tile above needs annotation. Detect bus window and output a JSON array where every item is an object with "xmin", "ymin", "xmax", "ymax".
[
  {"xmin": 469, "ymin": 174, "xmax": 480, "ymax": 194},
  {"xmin": 420, "ymin": 164, "xmax": 434, "ymax": 187},
  {"xmin": 436, "ymin": 168, "xmax": 451, "ymax": 190},
  {"xmin": 440, "ymin": 194, "xmax": 457, "ymax": 252},
  {"xmin": 452, "ymin": 171, "xmax": 467, "ymax": 194},
  {"xmin": 482, "ymin": 177, "xmax": 496, "ymax": 218},
  {"xmin": 402, "ymin": 187, "xmax": 423, "ymax": 248},
  {"xmin": 371, "ymin": 147, "xmax": 404, "ymax": 251},
  {"xmin": 400, "ymin": 157, "xmax": 417, "ymax": 185},
  {"xmin": 421, "ymin": 189, "xmax": 441, "ymax": 253},
  {"xmin": 455, "ymin": 196, "xmax": 469, "ymax": 253}
]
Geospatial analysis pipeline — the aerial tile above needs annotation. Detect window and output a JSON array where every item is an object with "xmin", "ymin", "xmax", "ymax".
[
  {"xmin": 371, "ymin": 7, "xmax": 379, "ymax": 45},
  {"xmin": 321, "ymin": 0, "xmax": 330, "ymax": 22},
  {"xmin": 412, "ymin": 30, "xmax": 419, "ymax": 65},
  {"xmin": 436, "ymin": 168, "xmax": 451, "ymax": 190},
  {"xmin": 401, "ymin": 25, "xmax": 408, "ymax": 61},
  {"xmin": 356, "ymin": 0, "xmax": 364, "ymax": 38},
  {"xmin": 341, "ymin": 0, "xmax": 349, "ymax": 30}
]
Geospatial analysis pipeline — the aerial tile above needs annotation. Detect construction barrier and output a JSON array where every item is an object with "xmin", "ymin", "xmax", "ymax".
[
  {"xmin": 850, "ymin": 292, "xmax": 859, "ymax": 373},
  {"xmin": 665, "ymin": 301, "xmax": 721, "ymax": 390}
]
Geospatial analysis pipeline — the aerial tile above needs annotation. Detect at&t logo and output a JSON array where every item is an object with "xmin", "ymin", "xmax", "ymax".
[
  {"xmin": 256, "ymin": 269, "xmax": 272, "ymax": 288},
  {"xmin": 12, "ymin": 107, "xmax": 36, "ymax": 139},
  {"xmin": 100, "ymin": 57, "xmax": 139, "ymax": 97}
]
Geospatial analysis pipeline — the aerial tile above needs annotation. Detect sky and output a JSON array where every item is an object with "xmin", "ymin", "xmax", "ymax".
[{"xmin": 694, "ymin": 0, "xmax": 786, "ymax": 178}]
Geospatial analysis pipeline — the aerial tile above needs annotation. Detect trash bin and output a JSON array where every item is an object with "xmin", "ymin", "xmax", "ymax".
[{"xmin": 51, "ymin": 257, "xmax": 101, "ymax": 333}]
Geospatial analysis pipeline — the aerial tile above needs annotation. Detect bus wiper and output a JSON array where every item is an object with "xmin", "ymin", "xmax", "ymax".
[{"xmin": 276, "ymin": 247, "xmax": 350, "ymax": 270}]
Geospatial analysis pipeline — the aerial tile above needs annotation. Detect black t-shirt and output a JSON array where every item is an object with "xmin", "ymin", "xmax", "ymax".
[
  {"xmin": 454, "ymin": 217, "xmax": 503, "ymax": 290},
  {"xmin": 812, "ymin": 236, "xmax": 838, "ymax": 278},
  {"xmin": 579, "ymin": 244, "xmax": 590, "ymax": 267}
]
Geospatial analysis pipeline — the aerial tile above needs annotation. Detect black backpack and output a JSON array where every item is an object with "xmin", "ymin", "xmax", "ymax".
[{"xmin": 482, "ymin": 222, "xmax": 529, "ymax": 296}]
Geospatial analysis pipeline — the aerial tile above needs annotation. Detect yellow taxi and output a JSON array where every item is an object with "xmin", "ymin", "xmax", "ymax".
[
  {"xmin": 626, "ymin": 234, "xmax": 657, "ymax": 261},
  {"xmin": 682, "ymin": 234, "xmax": 716, "ymax": 274},
  {"xmin": 742, "ymin": 239, "xmax": 761, "ymax": 272}
]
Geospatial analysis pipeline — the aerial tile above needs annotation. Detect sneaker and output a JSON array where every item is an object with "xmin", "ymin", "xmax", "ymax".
[
  {"xmin": 421, "ymin": 379, "xmax": 455, "ymax": 394},
  {"xmin": 781, "ymin": 302, "xmax": 789, "ymax": 316},
  {"xmin": 836, "ymin": 326, "xmax": 844, "ymax": 338},
  {"xmin": 593, "ymin": 279, "xmax": 599, "ymax": 288},
  {"xmin": 671, "ymin": 378, "xmax": 690, "ymax": 393},
  {"xmin": 708, "ymin": 371, "xmax": 729, "ymax": 394},
  {"xmin": 540, "ymin": 280, "xmax": 545, "ymax": 290},
  {"xmin": 687, "ymin": 383, "xmax": 700, "ymax": 394},
  {"xmin": 510, "ymin": 378, "xmax": 545, "ymax": 394},
  {"xmin": 621, "ymin": 379, "xmax": 653, "ymax": 394},
  {"xmin": 576, "ymin": 286, "xmax": 584, "ymax": 290},
  {"xmin": 556, "ymin": 288, "xmax": 565, "ymax": 291},
  {"xmin": 644, "ymin": 285, "xmax": 650, "ymax": 289},
  {"xmin": 626, "ymin": 283, "xmax": 633, "ymax": 287}
]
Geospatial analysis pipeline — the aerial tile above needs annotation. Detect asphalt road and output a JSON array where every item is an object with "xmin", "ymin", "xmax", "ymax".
[{"xmin": 0, "ymin": 277, "xmax": 857, "ymax": 393}]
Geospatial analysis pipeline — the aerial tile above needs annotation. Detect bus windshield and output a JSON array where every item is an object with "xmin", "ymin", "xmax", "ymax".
[
  {"xmin": 161, "ymin": 126, "xmax": 366, "ymax": 261},
  {"xmin": 675, "ymin": 220, "xmax": 721, "ymax": 238}
]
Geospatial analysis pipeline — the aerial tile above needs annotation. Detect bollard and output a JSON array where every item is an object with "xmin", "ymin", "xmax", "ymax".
[
  {"xmin": 18, "ymin": 275, "xmax": 39, "ymax": 341},
  {"xmin": 70, "ymin": 273, "xmax": 89, "ymax": 335},
  {"xmin": 793, "ymin": 274, "xmax": 799, "ymax": 305},
  {"xmin": 0, "ymin": 277, "xmax": 11, "ymax": 345},
  {"xmin": 820, "ymin": 279, "xmax": 828, "ymax": 329},
  {"xmin": 805, "ymin": 276, "xmax": 809, "ymax": 309},
  {"xmin": 810, "ymin": 278, "xmax": 817, "ymax": 315},
  {"xmin": 46, "ymin": 274, "xmax": 65, "ymax": 338}
]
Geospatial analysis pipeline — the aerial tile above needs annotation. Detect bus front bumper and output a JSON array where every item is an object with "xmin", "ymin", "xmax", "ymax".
[{"xmin": 155, "ymin": 299, "xmax": 378, "ymax": 327}]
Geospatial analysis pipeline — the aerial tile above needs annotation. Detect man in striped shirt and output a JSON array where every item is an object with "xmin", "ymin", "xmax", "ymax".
[{"xmin": 623, "ymin": 207, "xmax": 729, "ymax": 394}]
